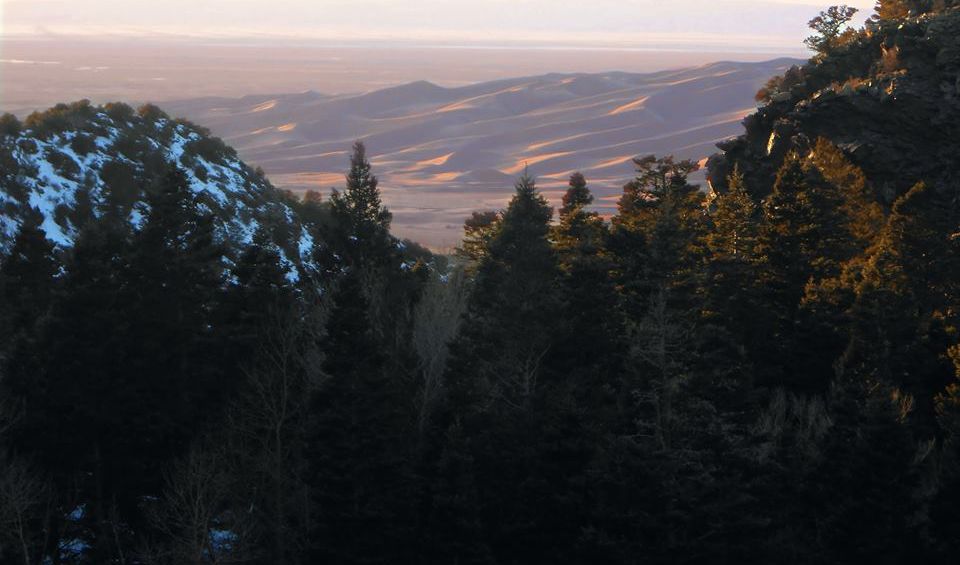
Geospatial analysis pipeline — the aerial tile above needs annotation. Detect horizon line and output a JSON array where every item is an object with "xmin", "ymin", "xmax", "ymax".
[{"xmin": 0, "ymin": 27, "xmax": 813, "ymax": 56}]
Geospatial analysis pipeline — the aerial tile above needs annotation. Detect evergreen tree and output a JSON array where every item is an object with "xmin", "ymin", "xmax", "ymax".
[
  {"xmin": 556, "ymin": 172, "xmax": 602, "ymax": 252},
  {"xmin": 325, "ymin": 141, "xmax": 417, "ymax": 364},
  {"xmin": 932, "ymin": 345, "xmax": 960, "ymax": 560},
  {"xmin": 554, "ymin": 172, "xmax": 619, "ymax": 375},
  {"xmin": 0, "ymin": 113, "xmax": 21, "ymax": 137},
  {"xmin": 609, "ymin": 153, "xmax": 708, "ymax": 453},
  {"xmin": 873, "ymin": 0, "xmax": 928, "ymax": 20},
  {"xmin": 757, "ymin": 153, "xmax": 823, "ymax": 307},
  {"xmin": 809, "ymin": 138, "xmax": 884, "ymax": 249},
  {"xmin": 448, "ymin": 172, "xmax": 560, "ymax": 411},
  {"xmin": 560, "ymin": 171, "xmax": 593, "ymax": 216},
  {"xmin": 793, "ymin": 147, "xmax": 879, "ymax": 395},
  {"xmin": 614, "ymin": 155, "xmax": 699, "ymax": 229},
  {"xmin": 128, "ymin": 166, "xmax": 229, "ymax": 412},
  {"xmin": 611, "ymin": 155, "xmax": 703, "ymax": 319},
  {"xmin": 7, "ymin": 167, "xmax": 231, "ymax": 559},
  {"xmin": 806, "ymin": 380, "xmax": 921, "ymax": 564},
  {"xmin": 699, "ymin": 165, "xmax": 761, "ymax": 405},
  {"xmin": 551, "ymin": 172, "xmax": 623, "ymax": 562},
  {"xmin": 440, "ymin": 173, "xmax": 585, "ymax": 563},
  {"xmin": 805, "ymin": 5, "xmax": 859, "ymax": 56},
  {"xmin": 0, "ymin": 208, "xmax": 59, "ymax": 396},
  {"xmin": 841, "ymin": 183, "xmax": 958, "ymax": 428},
  {"xmin": 7, "ymin": 215, "xmax": 137, "ymax": 561},
  {"xmin": 705, "ymin": 166, "xmax": 758, "ymax": 261},
  {"xmin": 839, "ymin": 207, "xmax": 918, "ymax": 388},
  {"xmin": 754, "ymin": 153, "xmax": 846, "ymax": 391},
  {"xmin": 750, "ymin": 383, "xmax": 920, "ymax": 564},
  {"xmin": 600, "ymin": 156, "xmax": 750, "ymax": 563},
  {"xmin": 220, "ymin": 228, "xmax": 298, "ymax": 369},
  {"xmin": 330, "ymin": 141, "xmax": 392, "ymax": 251},
  {"xmin": 799, "ymin": 141, "xmax": 885, "ymax": 388},
  {"xmin": 307, "ymin": 272, "xmax": 412, "ymax": 565},
  {"xmin": 457, "ymin": 210, "xmax": 500, "ymax": 265},
  {"xmin": 307, "ymin": 145, "xmax": 418, "ymax": 565}
]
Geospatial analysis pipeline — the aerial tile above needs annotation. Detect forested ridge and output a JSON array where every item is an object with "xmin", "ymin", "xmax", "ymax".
[{"xmin": 2, "ymin": 2, "xmax": 960, "ymax": 564}]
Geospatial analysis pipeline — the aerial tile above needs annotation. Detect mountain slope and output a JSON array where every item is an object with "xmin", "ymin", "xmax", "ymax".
[
  {"xmin": 0, "ymin": 102, "xmax": 318, "ymax": 279},
  {"xmin": 162, "ymin": 59, "xmax": 800, "ymax": 246},
  {"xmin": 709, "ymin": 10, "xmax": 960, "ymax": 204}
]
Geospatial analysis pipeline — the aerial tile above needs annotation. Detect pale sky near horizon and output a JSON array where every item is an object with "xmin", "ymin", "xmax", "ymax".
[{"xmin": 2, "ymin": 0, "xmax": 875, "ymax": 51}]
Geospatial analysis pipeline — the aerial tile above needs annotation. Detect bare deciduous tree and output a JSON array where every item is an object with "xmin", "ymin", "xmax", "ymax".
[
  {"xmin": 0, "ymin": 456, "xmax": 50, "ymax": 565},
  {"xmin": 144, "ymin": 443, "xmax": 248, "ymax": 565},
  {"xmin": 411, "ymin": 268, "xmax": 468, "ymax": 438},
  {"xmin": 143, "ymin": 304, "xmax": 325, "ymax": 565},
  {"xmin": 630, "ymin": 288, "xmax": 690, "ymax": 452},
  {"xmin": 228, "ymin": 304, "xmax": 326, "ymax": 564},
  {"xmin": 0, "ymin": 364, "xmax": 52, "ymax": 565}
]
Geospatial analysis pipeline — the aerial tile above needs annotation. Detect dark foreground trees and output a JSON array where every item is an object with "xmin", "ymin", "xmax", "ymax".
[{"xmin": 1, "ymin": 129, "xmax": 959, "ymax": 564}]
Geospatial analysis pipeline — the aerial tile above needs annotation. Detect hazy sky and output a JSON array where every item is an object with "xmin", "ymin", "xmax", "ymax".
[{"xmin": 2, "ymin": 0, "xmax": 875, "ymax": 51}]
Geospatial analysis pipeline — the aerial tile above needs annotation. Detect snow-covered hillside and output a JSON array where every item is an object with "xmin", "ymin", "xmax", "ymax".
[{"xmin": 0, "ymin": 101, "xmax": 318, "ymax": 280}]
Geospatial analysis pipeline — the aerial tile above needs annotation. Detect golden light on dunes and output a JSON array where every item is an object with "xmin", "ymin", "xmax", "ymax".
[
  {"xmin": 251, "ymin": 100, "xmax": 278, "ymax": 112},
  {"xmin": 428, "ymin": 172, "xmax": 461, "ymax": 182},
  {"xmin": 438, "ymin": 85, "xmax": 529, "ymax": 113},
  {"xmin": 504, "ymin": 152, "xmax": 573, "ymax": 175},
  {"xmin": 416, "ymin": 152, "xmax": 455, "ymax": 167},
  {"xmin": 593, "ymin": 155, "xmax": 635, "ymax": 169},
  {"xmin": 609, "ymin": 96, "xmax": 650, "ymax": 116}
]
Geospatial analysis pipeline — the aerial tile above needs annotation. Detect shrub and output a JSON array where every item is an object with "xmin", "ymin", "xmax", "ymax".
[
  {"xmin": 0, "ymin": 149, "xmax": 28, "ymax": 202},
  {"xmin": 104, "ymin": 102, "xmax": 135, "ymax": 124},
  {"xmin": 70, "ymin": 134, "xmax": 97, "ymax": 156},
  {"xmin": 805, "ymin": 5, "xmax": 860, "ymax": 56},
  {"xmin": 0, "ymin": 114, "xmax": 22, "ymax": 137},
  {"xmin": 188, "ymin": 136, "xmax": 230, "ymax": 163},
  {"xmin": 101, "ymin": 159, "xmax": 141, "ymax": 210},
  {"xmin": 141, "ymin": 150, "xmax": 169, "ymax": 181},
  {"xmin": 23, "ymin": 100, "xmax": 96, "ymax": 139},
  {"xmin": 17, "ymin": 139, "xmax": 38, "ymax": 155},
  {"xmin": 112, "ymin": 132, "xmax": 150, "ymax": 161},
  {"xmin": 46, "ymin": 148, "xmax": 81, "ymax": 180},
  {"xmin": 54, "ymin": 203, "xmax": 71, "ymax": 232},
  {"xmin": 178, "ymin": 150, "xmax": 197, "ymax": 170},
  {"xmin": 174, "ymin": 119, "xmax": 210, "ymax": 138},
  {"xmin": 756, "ymin": 66, "xmax": 807, "ymax": 103},
  {"xmin": 138, "ymin": 103, "xmax": 169, "ymax": 123},
  {"xmin": 71, "ymin": 184, "xmax": 96, "ymax": 229}
]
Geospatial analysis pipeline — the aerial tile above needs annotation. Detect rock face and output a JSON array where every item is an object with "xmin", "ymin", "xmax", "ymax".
[
  {"xmin": 0, "ymin": 101, "xmax": 319, "ymax": 279},
  {"xmin": 709, "ymin": 9, "xmax": 960, "ymax": 204}
]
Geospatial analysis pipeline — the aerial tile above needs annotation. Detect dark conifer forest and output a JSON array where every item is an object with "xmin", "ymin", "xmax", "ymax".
[{"xmin": 3, "ymin": 2, "xmax": 960, "ymax": 563}]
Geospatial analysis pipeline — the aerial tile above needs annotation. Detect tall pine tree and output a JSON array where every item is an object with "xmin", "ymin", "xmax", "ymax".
[
  {"xmin": 554, "ymin": 172, "xmax": 620, "ymax": 379},
  {"xmin": 440, "ymin": 173, "xmax": 582, "ymax": 564},
  {"xmin": 754, "ymin": 152, "xmax": 846, "ymax": 391},
  {"xmin": 699, "ymin": 165, "xmax": 762, "ymax": 407},
  {"xmin": 308, "ymin": 143, "xmax": 416, "ymax": 564}
]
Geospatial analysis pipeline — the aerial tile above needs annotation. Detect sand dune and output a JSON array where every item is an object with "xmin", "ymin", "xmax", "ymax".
[
  {"xmin": 609, "ymin": 96, "xmax": 651, "ymax": 116},
  {"xmin": 252, "ymin": 100, "xmax": 278, "ymax": 112},
  {"xmin": 163, "ymin": 58, "xmax": 798, "ymax": 247}
]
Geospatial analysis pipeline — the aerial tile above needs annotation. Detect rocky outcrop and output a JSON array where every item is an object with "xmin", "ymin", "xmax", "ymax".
[{"xmin": 708, "ymin": 8, "xmax": 960, "ymax": 205}]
